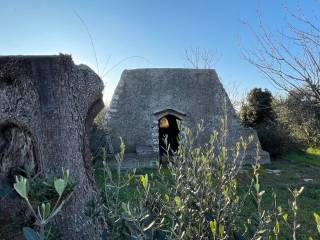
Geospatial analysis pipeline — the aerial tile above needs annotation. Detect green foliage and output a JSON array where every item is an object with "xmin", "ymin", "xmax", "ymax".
[
  {"xmin": 306, "ymin": 148, "xmax": 320, "ymax": 156},
  {"xmin": 99, "ymin": 117, "xmax": 265, "ymax": 239},
  {"xmin": 273, "ymin": 91, "xmax": 320, "ymax": 148},
  {"xmin": 288, "ymin": 187, "xmax": 305, "ymax": 240},
  {"xmin": 240, "ymin": 88, "xmax": 275, "ymax": 127},
  {"xmin": 87, "ymin": 104, "xmax": 320, "ymax": 239},
  {"xmin": 283, "ymin": 148, "xmax": 320, "ymax": 166},
  {"xmin": 255, "ymin": 123, "xmax": 289, "ymax": 157},
  {"xmin": 14, "ymin": 169, "xmax": 74, "ymax": 240},
  {"xmin": 158, "ymin": 117, "xmax": 249, "ymax": 239},
  {"xmin": 90, "ymin": 108, "xmax": 110, "ymax": 164},
  {"xmin": 240, "ymin": 88, "xmax": 288, "ymax": 158},
  {"xmin": 314, "ymin": 213, "xmax": 320, "ymax": 236},
  {"xmin": 99, "ymin": 138, "xmax": 165, "ymax": 239},
  {"xmin": 97, "ymin": 120, "xmax": 320, "ymax": 239}
]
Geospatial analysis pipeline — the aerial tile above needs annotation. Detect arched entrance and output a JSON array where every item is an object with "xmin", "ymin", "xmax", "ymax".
[{"xmin": 158, "ymin": 114, "xmax": 181, "ymax": 157}]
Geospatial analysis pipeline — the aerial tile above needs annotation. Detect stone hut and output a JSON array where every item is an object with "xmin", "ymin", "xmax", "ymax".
[{"xmin": 106, "ymin": 68, "xmax": 270, "ymax": 168}]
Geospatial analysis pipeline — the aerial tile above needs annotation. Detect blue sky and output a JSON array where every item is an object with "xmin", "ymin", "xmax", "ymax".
[{"xmin": 0, "ymin": 0, "xmax": 316, "ymax": 103}]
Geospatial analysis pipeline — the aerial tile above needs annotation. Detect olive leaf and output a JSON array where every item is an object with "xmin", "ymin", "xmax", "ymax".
[
  {"xmin": 54, "ymin": 178, "xmax": 66, "ymax": 196},
  {"xmin": 174, "ymin": 196, "xmax": 182, "ymax": 209},
  {"xmin": 140, "ymin": 174, "xmax": 148, "ymax": 190},
  {"xmin": 41, "ymin": 202, "xmax": 51, "ymax": 220},
  {"xmin": 209, "ymin": 220, "xmax": 216, "ymax": 236},
  {"xmin": 314, "ymin": 212, "xmax": 320, "ymax": 234},
  {"xmin": 22, "ymin": 227, "xmax": 40, "ymax": 240},
  {"xmin": 63, "ymin": 169, "xmax": 69, "ymax": 184},
  {"xmin": 14, "ymin": 176, "xmax": 28, "ymax": 200}
]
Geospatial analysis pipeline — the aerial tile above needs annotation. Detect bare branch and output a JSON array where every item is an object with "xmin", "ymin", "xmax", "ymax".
[
  {"xmin": 242, "ymin": 6, "xmax": 320, "ymax": 106},
  {"xmin": 184, "ymin": 47, "xmax": 221, "ymax": 69}
]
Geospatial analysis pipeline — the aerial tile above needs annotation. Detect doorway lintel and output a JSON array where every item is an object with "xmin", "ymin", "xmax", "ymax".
[{"xmin": 153, "ymin": 108, "xmax": 186, "ymax": 120}]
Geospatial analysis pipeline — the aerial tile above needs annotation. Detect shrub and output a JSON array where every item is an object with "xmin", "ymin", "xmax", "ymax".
[
  {"xmin": 98, "ymin": 118, "xmax": 320, "ymax": 239},
  {"xmin": 240, "ymin": 88, "xmax": 289, "ymax": 157},
  {"xmin": 255, "ymin": 123, "xmax": 290, "ymax": 158},
  {"xmin": 13, "ymin": 169, "xmax": 74, "ymax": 240},
  {"xmin": 159, "ymin": 119, "xmax": 250, "ymax": 239},
  {"xmin": 273, "ymin": 92, "xmax": 320, "ymax": 148},
  {"xmin": 99, "ymin": 139, "xmax": 165, "ymax": 239},
  {"xmin": 99, "ymin": 117, "xmax": 267, "ymax": 239}
]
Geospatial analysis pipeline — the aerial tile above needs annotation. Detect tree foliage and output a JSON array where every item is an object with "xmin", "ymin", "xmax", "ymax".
[
  {"xmin": 274, "ymin": 89, "xmax": 320, "ymax": 148},
  {"xmin": 240, "ymin": 88, "xmax": 288, "ymax": 157},
  {"xmin": 240, "ymin": 88, "xmax": 275, "ymax": 127}
]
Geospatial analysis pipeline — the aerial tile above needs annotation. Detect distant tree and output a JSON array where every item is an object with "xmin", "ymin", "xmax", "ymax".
[
  {"xmin": 240, "ymin": 88, "xmax": 275, "ymax": 127},
  {"xmin": 274, "ymin": 89, "xmax": 320, "ymax": 147},
  {"xmin": 240, "ymin": 88, "xmax": 289, "ymax": 158},
  {"xmin": 184, "ymin": 47, "xmax": 221, "ymax": 69}
]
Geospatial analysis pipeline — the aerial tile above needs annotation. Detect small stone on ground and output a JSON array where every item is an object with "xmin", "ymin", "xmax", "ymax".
[
  {"xmin": 266, "ymin": 169, "xmax": 282, "ymax": 175},
  {"xmin": 304, "ymin": 178, "xmax": 313, "ymax": 182}
]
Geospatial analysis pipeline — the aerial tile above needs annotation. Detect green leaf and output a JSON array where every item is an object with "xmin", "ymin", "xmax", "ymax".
[
  {"xmin": 140, "ymin": 175, "xmax": 145, "ymax": 186},
  {"xmin": 22, "ymin": 227, "xmax": 40, "ymax": 240},
  {"xmin": 314, "ymin": 212, "xmax": 320, "ymax": 224},
  {"xmin": 45, "ymin": 202, "xmax": 51, "ymax": 219},
  {"xmin": 174, "ymin": 196, "xmax": 182, "ymax": 209},
  {"xmin": 41, "ymin": 202, "xmax": 51, "ymax": 219},
  {"xmin": 209, "ymin": 220, "xmax": 216, "ymax": 236},
  {"xmin": 254, "ymin": 182, "xmax": 260, "ymax": 193},
  {"xmin": 121, "ymin": 202, "xmax": 128, "ymax": 212},
  {"xmin": 314, "ymin": 212, "xmax": 320, "ymax": 234},
  {"xmin": 139, "ymin": 174, "xmax": 148, "ymax": 190},
  {"xmin": 14, "ymin": 176, "xmax": 28, "ymax": 200},
  {"xmin": 274, "ymin": 221, "xmax": 280, "ymax": 233},
  {"xmin": 164, "ymin": 194, "xmax": 170, "ymax": 201},
  {"xmin": 63, "ymin": 169, "xmax": 69, "ymax": 185},
  {"xmin": 54, "ymin": 178, "xmax": 66, "ymax": 196},
  {"xmin": 219, "ymin": 223, "xmax": 224, "ymax": 237}
]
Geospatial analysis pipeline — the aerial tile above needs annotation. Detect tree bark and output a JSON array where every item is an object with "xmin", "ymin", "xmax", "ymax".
[{"xmin": 0, "ymin": 55, "xmax": 106, "ymax": 239}]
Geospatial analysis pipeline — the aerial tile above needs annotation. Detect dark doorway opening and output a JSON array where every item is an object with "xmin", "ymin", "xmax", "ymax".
[{"xmin": 159, "ymin": 114, "xmax": 181, "ymax": 157}]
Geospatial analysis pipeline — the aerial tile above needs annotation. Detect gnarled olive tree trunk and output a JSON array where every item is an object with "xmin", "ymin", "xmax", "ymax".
[{"xmin": 0, "ymin": 55, "xmax": 106, "ymax": 239}]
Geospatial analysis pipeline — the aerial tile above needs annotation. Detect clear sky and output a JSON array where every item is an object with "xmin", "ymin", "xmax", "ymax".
[{"xmin": 0, "ymin": 0, "xmax": 316, "ymax": 103}]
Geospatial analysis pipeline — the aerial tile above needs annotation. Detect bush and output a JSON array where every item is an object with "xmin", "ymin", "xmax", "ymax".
[
  {"xmin": 98, "ymin": 116, "xmax": 320, "ymax": 239},
  {"xmin": 255, "ymin": 123, "xmax": 290, "ymax": 158},
  {"xmin": 273, "ymin": 92, "xmax": 320, "ymax": 148},
  {"xmin": 240, "ymin": 88, "xmax": 289, "ymax": 157}
]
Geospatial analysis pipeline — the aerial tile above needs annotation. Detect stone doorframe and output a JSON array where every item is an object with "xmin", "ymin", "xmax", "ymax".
[{"xmin": 152, "ymin": 109, "xmax": 186, "ymax": 154}]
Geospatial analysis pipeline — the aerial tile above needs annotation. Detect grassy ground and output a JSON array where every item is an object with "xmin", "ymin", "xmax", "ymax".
[
  {"xmin": 284, "ymin": 148, "xmax": 320, "ymax": 166},
  {"xmin": 96, "ymin": 148, "xmax": 320, "ymax": 239},
  {"xmin": 238, "ymin": 148, "xmax": 320, "ymax": 239}
]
